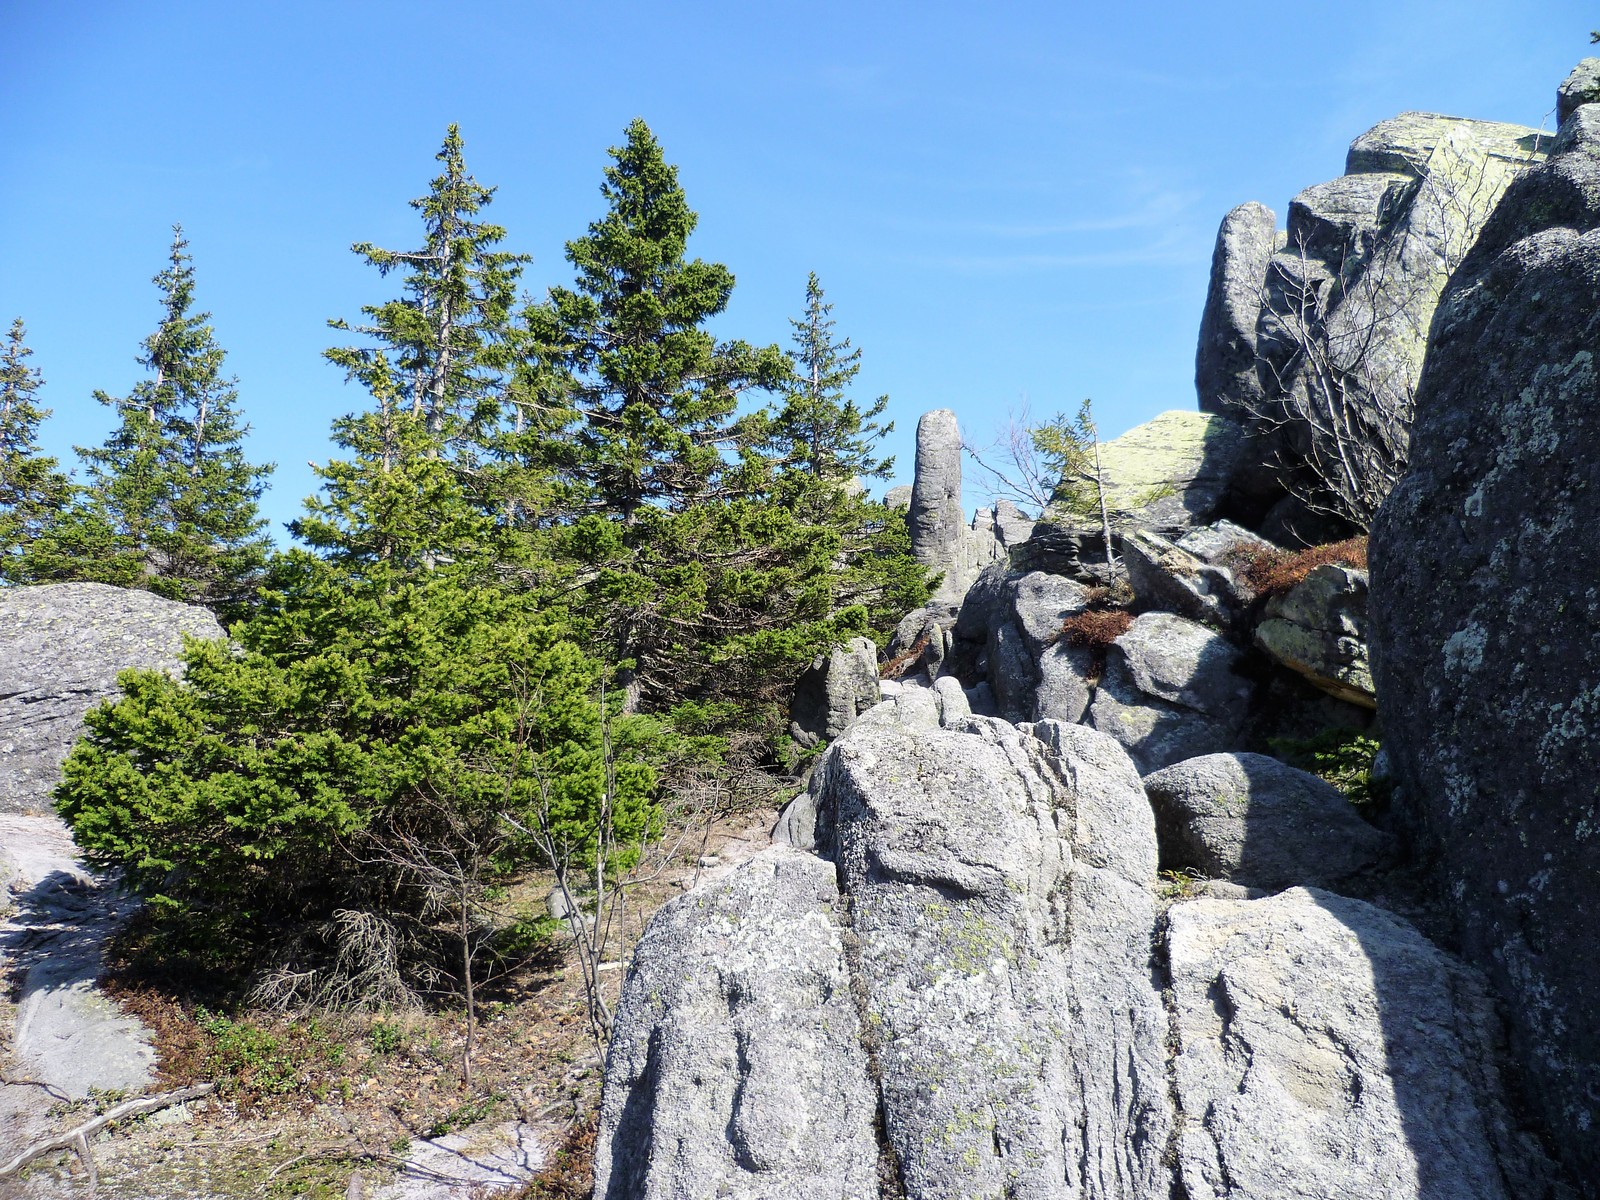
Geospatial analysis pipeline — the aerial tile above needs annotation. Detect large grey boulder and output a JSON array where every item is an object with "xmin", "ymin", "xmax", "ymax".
[
  {"xmin": 1169, "ymin": 887, "xmax": 1563, "ymax": 1200},
  {"xmin": 0, "ymin": 583, "xmax": 223, "ymax": 814},
  {"xmin": 815, "ymin": 704, "xmax": 1172, "ymax": 1199},
  {"xmin": 1087, "ymin": 612, "xmax": 1253, "ymax": 773},
  {"xmin": 1369, "ymin": 96, "xmax": 1600, "ymax": 1181},
  {"xmin": 1219, "ymin": 111, "xmax": 1547, "ymax": 527},
  {"xmin": 603, "ymin": 693, "xmax": 1176, "ymax": 1199},
  {"xmin": 1255, "ymin": 564, "xmax": 1375, "ymax": 708},
  {"xmin": 1285, "ymin": 172, "xmax": 1412, "ymax": 263},
  {"xmin": 1558, "ymin": 58, "xmax": 1600, "ymax": 127},
  {"xmin": 1345, "ymin": 112, "xmax": 1549, "ymax": 176},
  {"xmin": 978, "ymin": 570, "xmax": 1093, "ymax": 723},
  {"xmin": 789, "ymin": 636, "xmax": 881, "ymax": 745},
  {"xmin": 595, "ymin": 847, "xmax": 880, "ymax": 1199},
  {"xmin": 1143, "ymin": 752, "xmax": 1391, "ymax": 890},
  {"xmin": 1197, "ymin": 201, "xmax": 1277, "ymax": 419},
  {"xmin": 1075, "ymin": 410, "xmax": 1251, "ymax": 536},
  {"xmin": 1121, "ymin": 530, "xmax": 1248, "ymax": 630}
]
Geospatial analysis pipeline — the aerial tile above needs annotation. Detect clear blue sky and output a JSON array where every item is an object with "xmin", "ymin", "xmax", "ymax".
[{"xmin": 1, "ymin": 1, "xmax": 1591, "ymax": 537}]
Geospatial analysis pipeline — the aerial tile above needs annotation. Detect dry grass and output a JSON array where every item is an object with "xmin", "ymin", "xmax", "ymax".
[{"xmin": 1225, "ymin": 536, "xmax": 1368, "ymax": 599}]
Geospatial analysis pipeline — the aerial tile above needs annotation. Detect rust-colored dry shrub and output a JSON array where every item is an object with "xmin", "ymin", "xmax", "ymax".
[
  {"xmin": 879, "ymin": 632, "xmax": 930, "ymax": 679},
  {"xmin": 1059, "ymin": 608, "xmax": 1134, "ymax": 651},
  {"xmin": 516, "ymin": 1113, "xmax": 598, "ymax": 1198},
  {"xmin": 1225, "ymin": 536, "xmax": 1367, "ymax": 599}
]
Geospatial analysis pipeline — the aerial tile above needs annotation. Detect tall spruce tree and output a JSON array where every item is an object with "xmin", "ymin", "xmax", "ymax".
[
  {"xmin": 297, "ymin": 125, "xmax": 529, "ymax": 575},
  {"xmin": 531, "ymin": 124, "xmax": 927, "ymax": 739},
  {"xmin": 772, "ymin": 273, "xmax": 893, "ymax": 483},
  {"xmin": 74, "ymin": 229, "xmax": 273, "ymax": 610},
  {"xmin": 764, "ymin": 274, "xmax": 928, "ymax": 640},
  {"xmin": 528, "ymin": 119, "xmax": 791, "ymax": 711},
  {"xmin": 0, "ymin": 319, "xmax": 76, "ymax": 583}
]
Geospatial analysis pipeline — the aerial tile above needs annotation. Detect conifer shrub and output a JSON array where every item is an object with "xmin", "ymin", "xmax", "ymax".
[{"xmin": 54, "ymin": 556, "xmax": 657, "ymax": 995}]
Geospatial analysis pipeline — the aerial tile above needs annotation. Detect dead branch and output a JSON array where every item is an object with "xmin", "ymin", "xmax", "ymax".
[{"xmin": 0, "ymin": 1083, "xmax": 215, "ymax": 1183}]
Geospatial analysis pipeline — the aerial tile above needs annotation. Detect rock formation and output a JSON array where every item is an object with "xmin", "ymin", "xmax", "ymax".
[
  {"xmin": 908, "ymin": 409, "xmax": 1002, "ymax": 606},
  {"xmin": 1143, "ymin": 751, "xmax": 1390, "ymax": 889},
  {"xmin": 1198, "ymin": 110, "xmax": 1548, "ymax": 528},
  {"xmin": 1371, "ymin": 85, "xmax": 1600, "ymax": 1183},
  {"xmin": 1085, "ymin": 611, "xmax": 1254, "ymax": 774},
  {"xmin": 1074, "ymin": 409, "xmax": 1250, "ymax": 536},
  {"xmin": 790, "ymin": 636, "xmax": 882, "ymax": 746},
  {"xmin": 0, "ymin": 583, "xmax": 223, "ymax": 1166},
  {"xmin": 1255, "ymin": 563, "xmax": 1375, "ymax": 708},
  {"xmin": 599, "ymin": 685, "xmax": 1562, "ymax": 1196},
  {"xmin": 0, "ymin": 582, "xmax": 223, "ymax": 814}
]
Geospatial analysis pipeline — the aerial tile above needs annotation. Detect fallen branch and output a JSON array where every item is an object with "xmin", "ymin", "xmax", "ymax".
[{"xmin": 0, "ymin": 1083, "xmax": 214, "ymax": 1181}]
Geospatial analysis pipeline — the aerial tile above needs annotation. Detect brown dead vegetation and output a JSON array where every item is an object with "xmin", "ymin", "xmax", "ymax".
[
  {"xmin": 1225, "ymin": 536, "xmax": 1368, "ymax": 599},
  {"xmin": 1058, "ymin": 608, "xmax": 1134, "ymax": 652},
  {"xmin": 879, "ymin": 632, "xmax": 930, "ymax": 679}
]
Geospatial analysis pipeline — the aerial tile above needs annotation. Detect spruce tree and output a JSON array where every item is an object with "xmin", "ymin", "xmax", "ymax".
[
  {"xmin": 74, "ymin": 228, "xmax": 274, "ymax": 610},
  {"xmin": 0, "ymin": 319, "xmax": 76, "ymax": 583},
  {"xmin": 299, "ymin": 126, "xmax": 529, "ymax": 574},
  {"xmin": 529, "ymin": 119, "xmax": 790, "ymax": 710},
  {"xmin": 771, "ymin": 272, "xmax": 893, "ymax": 483},
  {"xmin": 764, "ymin": 274, "xmax": 928, "ymax": 640}
]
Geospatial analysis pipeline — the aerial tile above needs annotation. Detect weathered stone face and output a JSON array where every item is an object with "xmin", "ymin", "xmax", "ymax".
[
  {"xmin": 1143, "ymin": 752, "xmax": 1391, "ymax": 889},
  {"xmin": 1369, "ymin": 96, "xmax": 1600, "ymax": 1179},
  {"xmin": 1198, "ymin": 110, "xmax": 1546, "ymax": 527},
  {"xmin": 0, "ymin": 582, "xmax": 223, "ymax": 814},
  {"xmin": 1197, "ymin": 201, "xmax": 1277, "ymax": 419},
  {"xmin": 1255, "ymin": 564, "xmax": 1375, "ymax": 708},
  {"xmin": 594, "ymin": 848, "xmax": 881, "ymax": 1200},
  {"xmin": 1169, "ymin": 888, "xmax": 1546, "ymax": 1200},
  {"xmin": 1086, "ymin": 611, "xmax": 1254, "ymax": 773},
  {"xmin": 1080, "ymin": 409, "xmax": 1251, "ymax": 535}
]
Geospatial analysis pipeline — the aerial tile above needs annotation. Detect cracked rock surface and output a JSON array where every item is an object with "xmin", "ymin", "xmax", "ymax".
[{"xmin": 0, "ymin": 583, "xmax": 222, "ymax": 815}]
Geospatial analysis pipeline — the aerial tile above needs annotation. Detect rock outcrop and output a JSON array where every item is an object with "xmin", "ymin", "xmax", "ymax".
[
  {"xmin": 602, "ymin": 690, "xmax": 1563, "ymax": 1197},
  {"xmin": 1370, "ymin": 90, "xmax": 1600, "ymax": 1182},
  {"xmin": 595, "ymin": 848, "xmax": 880, "ymax": 1200},
  {"xmin": 1079, "ymin": 409, "xmax": 1250, "ymax": 536},
  {"xmin": 1197, "ymin": 201, "xmax": 1278, "ymax": 421},
  {"xmin": 1086, "ymin": 612, "xmax": 1253, "ymax": 773},
  {"xmin": 790, "ymin": 636, "xmax": 882, "ymax": 745},
  {"xmin": 603, "ymin": 694, "xmax": 1175, "ymax": 1198},
  {"xmin": 1198, "ymin": 111, "xmax": 1547, "ymax": 523},
  {"xmin": 0, "ymin": 582, "xmax": 223, "ymax": 814},
  {"xmin": 909, "ymin": 409, "xmax": 999, "ymax": 606}
]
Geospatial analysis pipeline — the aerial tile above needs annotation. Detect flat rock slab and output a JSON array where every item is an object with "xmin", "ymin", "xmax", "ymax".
[
  {"xmin": 0, "ymin": 813, "xmax": 154, "ymax": 1150},
  {"xmin": 374, "ymin": 1121, "xmax": 544, "ymax": 1199}
]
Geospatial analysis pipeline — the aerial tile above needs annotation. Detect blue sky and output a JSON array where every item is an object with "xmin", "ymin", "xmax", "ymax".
[{"xmin": 1, "ymin": 1, "xmax": 1591, "ymax": 537}]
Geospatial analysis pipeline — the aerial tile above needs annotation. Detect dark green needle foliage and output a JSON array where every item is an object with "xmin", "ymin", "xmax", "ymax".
[
  {"xmin": 0, "ymin": 319, "xmax": 77, "ymax": 584},
  {"xmin": 300, "ymin": 125, "xmax": 531, "ymax": 576},
  {"xmin": 55, "ymin": 559, "xmax": 656, "ymax": 987},
  {"xmin": 531, "ymin": 122, "xmax": 924, "ymax": 740},
  {"xmin": 771, "ymin": 272, "xmax": 893, "ymax": 484},
  {"xmin": 69, "ymin": 228, "xmax": 274, "ymax": 612}
]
